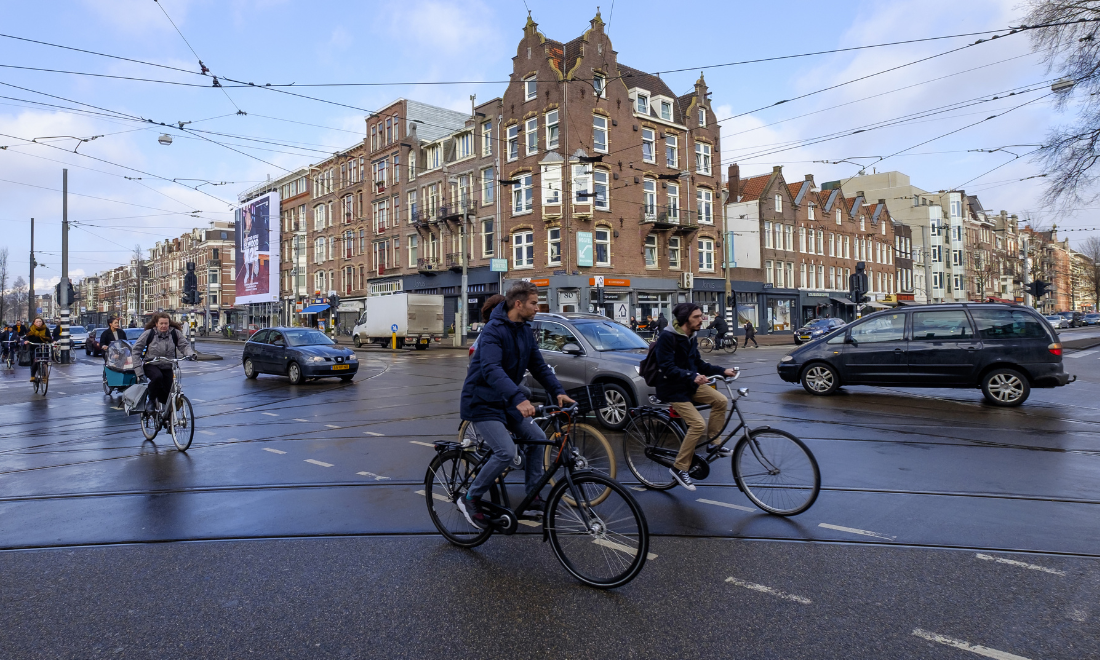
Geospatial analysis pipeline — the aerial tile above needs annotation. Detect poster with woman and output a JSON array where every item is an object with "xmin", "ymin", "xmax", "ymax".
[{"xmin": 235, "ymin": 191, "xmax": 280, "ymax": 304}]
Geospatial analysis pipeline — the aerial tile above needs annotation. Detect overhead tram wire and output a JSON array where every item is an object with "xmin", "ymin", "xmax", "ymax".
[
  {"xmin": 152, "ymin": 0, "xmax": 241, "ymax": 113},
  {"xmin": 0, "ymin": 176, "xmax": 226, "ymax": 219}
]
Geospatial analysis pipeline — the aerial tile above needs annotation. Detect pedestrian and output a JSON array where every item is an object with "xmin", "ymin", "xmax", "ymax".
[
  {"xmin": 630, "ymin": 316, "xmax": 638, "ymax": 333},
  {"xmin": 51, "ymin": 323, "xmax": 61, "ymax": 342},
  {"xmin": 132, "ymin": 312, "xmax": 195, "ymax": 413},
  {"xmin": 656, "ymin": 313, "xmax": 669, "ymax": 332},
  {"xmin": 743, "ymin": 319, "xmax": 758, "ymax": 348}
]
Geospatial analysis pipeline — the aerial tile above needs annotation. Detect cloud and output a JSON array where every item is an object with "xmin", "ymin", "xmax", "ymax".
[{"xmin": 78, "ymin": 0, "xmax": 196, "ymax": 36}]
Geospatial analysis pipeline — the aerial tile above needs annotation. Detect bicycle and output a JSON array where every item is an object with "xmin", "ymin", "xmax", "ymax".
[
  {"xmin": 698, "ymin": 332, "xmax": 737, "ymax": 355},
  {"xmin": 2, "ymin": 340, "xmax": 16, "ymax": 369},
  {"xmin": 426, "ymin": 403, "xmax": 649, "ymax": 588},
  {"xmin": 623, "ymin": 370, "xmax": 820, "ymax": 516},
  {"xmin": 29, "ymin": 343, "xmax": 54, "ymax": 395},
  {"xmin": 136, "ymin": 356, "xmax": 196, "ymax": 451}
]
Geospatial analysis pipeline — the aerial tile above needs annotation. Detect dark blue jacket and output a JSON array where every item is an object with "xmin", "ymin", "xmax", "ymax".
[
  {"xmin": 654, "ymin": 323, "xmax": 724, "ymax": 403},
  {"xmin": 460, "ymin": 303, "xmax": 565, "ymax": 425}
]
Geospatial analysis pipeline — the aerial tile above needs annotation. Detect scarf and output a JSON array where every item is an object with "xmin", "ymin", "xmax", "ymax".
[{"xmin": 26, "ymin": 325, "xmax": 49, "ymax": 341}]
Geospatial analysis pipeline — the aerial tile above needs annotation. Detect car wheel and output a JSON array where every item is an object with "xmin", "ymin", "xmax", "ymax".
[
  {"xmin": 793, "ymin": 338, "xmax": 802, "ymax": 345},
  {"xmin": 243, "ymin": 358, "xmax": 258, "ymax": 379},
  {"xmin": 801, "ymin": 363, "xmax": 840, "ymax": 395},
  {"xmin": 596, "ymin": 383, "xmax": 632, "ymax": 431},
  {"xmin": 354, "ymin": 335, "xmax": 362, "ymax": 348},
  {"xmin": 981, "ymin": 368, "xmax": 1030, "ymax": 407},
  {"xmin": 288, "ymin": 362, "xmax": 304, "ymax": 385}
]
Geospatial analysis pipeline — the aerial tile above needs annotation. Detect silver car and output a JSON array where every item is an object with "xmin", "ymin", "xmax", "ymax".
[
  {"xmin": 523, "ymin": 313, "xmax": 654, "ymax": 431},
  {"xmin": 1045, "ymin": 314, "xmax": 1067, "ymax": 329}
]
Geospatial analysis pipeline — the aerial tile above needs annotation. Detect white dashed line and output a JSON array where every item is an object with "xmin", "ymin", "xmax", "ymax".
[
  {"xmin": 305, "ymin": 459, "xmax": 333, "ymax": 467},
  {"xmin": 698, "ymin": 498, "xmax": 756, "ymax": 512},
  {"xmin": 630, "ymin": 486, "xmax": 647, "ymax": 492},
  {"xmin": 324, "ymin": 424, "xmax": 340, "ymax": 429},
  {"xmin": 191, "ymin": 399, "xmax": 206, "ymax": 402},
  {"xmin": 198, "ymin": 430, "xmax": 215, "ymax": 436},
  {"xmin": 261, "ymin": 412, "xmax": 278, "ymax": 417},
  {"xmin": 975, "ymin": 553, "xmax": 1065, "ymax": 576},
  {"xmin": 263, "ymin": 448, "xmax": 286, "ymax": 455},
  {"xmin": 592, "ymin": 538, "xmax": 658, "ymax": 561},
  {"xmin": 818, "ymin": 523, "xmax": 897, "ymax": 541},
  {"xmin": 363, "ymin": 431, "xmax": 385, "ymax": 436},
  {"xmin": 517, "ymin": 519, "xmax": 540, "ymax": 527},
  {"xmin": 1065, "ymin": 349, "xmax": 1098, "ymax": 359},
  {"xmin": 410, "ymin": 441, "xmax": 435, "ymax": 448},
  {"xmin": 357, "ymin": 471, "xmax": 390, "ymax": 481},
  {"xmin": 725, "ymin": 577, "xmax": 811, "ymax": 604},
  {"xmin": 293, "ymin": 418, "xmax": 308, "ymax": 422},
  {"xmin": 415, "ymin": 489, "xmax": 449, "ymax": 503},
  {"xmin": 912, "ymin": 628, "xmax": 1032, "ymax": 660}
]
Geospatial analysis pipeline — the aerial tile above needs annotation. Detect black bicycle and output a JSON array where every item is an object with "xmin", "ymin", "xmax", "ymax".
[
  {"xmin": 424, "ymin": 404, "xmax": 649, "ymax": 588},
  {"xmin": 623, "ymin": 369, "xmax": 820, "ymax": 516},
  {"xmin": 698, "ymin": 330, "xmax": 737, "ymax": 354}
]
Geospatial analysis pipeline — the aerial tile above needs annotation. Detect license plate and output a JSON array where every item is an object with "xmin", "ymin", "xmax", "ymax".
[
  {"xmin": 420, "ymin": 339, "xmax": 428, "ymax": 344},
  {"xmin": 332, "ymin": 364, "xmax": 350, "ymax": 370},
  {"xmin": 799, "ymin": 335, "xmax": 810, "ymax": 340}
]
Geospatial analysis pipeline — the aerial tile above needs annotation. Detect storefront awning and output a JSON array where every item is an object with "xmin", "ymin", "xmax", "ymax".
[
  {"xmin": 299, "ymin": 304, "xmax": 329, "ymax": 314},
  {"xmin": 862, "ymin": 301, "xmax": 891, "ymax": 310},
  {"xmin": 830, "ymin": 296, "xmax": 856, "ymax": 306}
]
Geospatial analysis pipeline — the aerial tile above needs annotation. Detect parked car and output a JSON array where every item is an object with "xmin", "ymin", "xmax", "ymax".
[
  {"xmin": 1084, "ymin": 313, "xmax": 1100, "ymax": 326},
  {"xmin": 777, "ymin": 303, "xmax": 1073, "ymax": 406},
  {"xmin": 521, "ymin": 313, "xmax": 654, "ymax": 430},
  {"xmin": 242, "ymin": 327, "xmax": 358, "ymax": 384},
  {"xmin": 794, "ymin": 318, "xmax": 846, "ymax": 345},
  {"xmin": 67, "ymin": 325, "xmax": 88, "ymax": 349},
  {"xmin": 1058, "ymin": 310, "xmax": 1084, "ymax": 328},
  {"xmin": 1045, "ymin": 314, "xmax": 1068, "ymax": 329}
]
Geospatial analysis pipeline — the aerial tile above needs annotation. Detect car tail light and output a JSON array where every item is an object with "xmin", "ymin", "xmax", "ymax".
[
  {"xmin": 1048, "ymin": 342, "xmax": 1063, "ymax": 357},
  {"xmin": 468, "ymin": 346, "xmax": 475, "ymax": 357}
]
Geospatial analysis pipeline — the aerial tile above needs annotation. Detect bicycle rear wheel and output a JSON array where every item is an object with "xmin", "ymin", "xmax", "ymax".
[
  {"xmin": 456, "ymin": 420, "xmax": 479, "ymax": 447},
  {"xmin": 623, "ymin": 412, "xmax": 681, "ymax": 490},
  {"xmin": 733, "ymin": 429, "xmax": 820, "ymax": 516},
  {"xmin": 425, "ymin": 448, "xmax": 493, "ymax": 548},
  {"xmin": 547, "ymin": 471, "xmax": 649, "ymax": 588},
  {"xmin": 698, "ymin": 336, "xmax": 714, "ymax": 353},
  {"xmin": 169, "ymin": 394, "xmax": 195, "ymax": 451},
  {"xmin": 722, "ymin": 338, "xmax": 738, "ymax": 354},
  {"xmin": 543, "ymin": 422, "xmax": 615, "ymax": 505}
]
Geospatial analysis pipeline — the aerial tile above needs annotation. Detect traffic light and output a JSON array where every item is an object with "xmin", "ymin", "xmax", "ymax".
[
  {"xmin": 849, "ymin": 261, "xmax": 869, "ymax": 303},
  {"xmin": 183, "ymin": 262, "xmax": 199, "ymax": 306},
  {"xmin": 328, "ymin": 293, "xmax": 340, "ymax": 310},
  {"xmin": 1026, "ymin": 280, "xmax": 1050, "ymax": 299}
]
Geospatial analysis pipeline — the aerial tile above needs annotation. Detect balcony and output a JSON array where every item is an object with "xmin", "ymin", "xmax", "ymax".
[
  {"xmin": 438, "ymin": 199, "xmax": 474, "ymax": 223},
  {"xmin": 446, "ymin": 252, "xmax": 467, "ymax": 272},
  {"xmin": 639, "ymin": 205, "xmax": 695, "ymax": 231},
  {"xmin": 412, "ymin": 209, "xmax": 433, "ymax": 229},
  {"xmin": 417, "ymin": 257, "xmax": 442, "ymax": 274}
]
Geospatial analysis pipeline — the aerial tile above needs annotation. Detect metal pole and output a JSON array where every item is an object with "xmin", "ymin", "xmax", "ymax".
[
  {"xmin": 459, "ymin": 211, "xmax": 468, "ymax": 347},
  {"xmin": 60, "ymin": 170, "xmax": 70, "ymax": 364},
  {"xmin": 28, "ymin": 217, "xmax": 35, "ymax": 321}
]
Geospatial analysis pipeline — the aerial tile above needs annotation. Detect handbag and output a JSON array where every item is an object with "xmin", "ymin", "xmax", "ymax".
[{"xmin": 121, "ymin": 381, "xmax": 149, "ymax": 415}]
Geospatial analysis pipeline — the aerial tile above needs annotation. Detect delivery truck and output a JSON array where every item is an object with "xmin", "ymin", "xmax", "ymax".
[{"xmin": 351, "ymin": 293, "xmax": 444, "ymax": 349}]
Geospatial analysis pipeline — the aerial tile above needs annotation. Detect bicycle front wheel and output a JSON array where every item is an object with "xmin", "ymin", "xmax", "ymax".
[
  {"xmin": 698, "ymin": 336, "xmax": 714, "ymax": 353},
  {"xmin": 733, "ymin": 429, "xmax": 820, "ymax": 516},
  {"xmin": 722, "ymin": 338, "xmax": 738, "ymax": 354},
  {"xmin": 40, "ymin": 363, "xmax": 49, "ymax": 395},
  {"xmin": 543, "ymin": 422, "xmax": 615, "ymax": 506},
  {"xmin": 623, "ymin": 412, "xmax": 681, "ymax": 490},
  {"xmin": 425, "ymin": 448, "xmax": 493, "ymax": 548},
  {"xmin": 547, "ymin": 472, "xmax": 649, "ymax": 588},
  {"xmin": 169, "ymin": 394, "xmax": 195, "ymax": 451}
]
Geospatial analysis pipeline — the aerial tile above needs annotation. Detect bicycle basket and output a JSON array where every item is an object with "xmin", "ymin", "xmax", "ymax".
[{"xmin": 564, "ymin": 384, "xmax": 608, "ymax": 417}]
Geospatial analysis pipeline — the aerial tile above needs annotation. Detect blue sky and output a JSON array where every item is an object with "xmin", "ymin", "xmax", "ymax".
[{"xmin": 0, "ymin": 0, "xmax": 1089, "ymax": 289}]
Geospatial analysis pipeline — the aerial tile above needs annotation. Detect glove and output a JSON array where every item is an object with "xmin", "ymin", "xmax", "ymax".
[{"xmin": 188, "ymin": 354, "xmax": 198, "ymax": 361}]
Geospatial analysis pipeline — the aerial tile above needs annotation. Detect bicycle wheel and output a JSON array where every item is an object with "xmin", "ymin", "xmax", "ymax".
[
  {"xmin": 623, "ymin": 412, "xmax": 681, "ymax": 490},
  {"xmin": 722, "ymin": 337, "xmax": 738, "ymax": 354},
  {"xmin": 40, "ymin": 363, "xmax": 49, "ymax": 395},
  {"xmin": 32, "ymin": 375, "xmax": 39, "ymax": 394},
  {"xmin": 456, "ymin": 420, "xmax": 480, "ymax": 447},
  {"xmin": 733, "ymin": 429, "xmax": 820, "ymax": 516},
  {"xmin": 169, "ymin": 394, "xmax": 195, "ymax": 451},
  {"xmin": 546, "ymin": 471, "xmax": 649, "ymax": 588},
  {"xmin": 543, "ymin": 422, "xmax": 616, "ymax": 506},
  {"xmin": 140, "ymin": 411, "xmax": 159, "ymax": 441},
  {"xmin": 698, "ymin": 336, "xmax": 714, "ymax": 353},
  {"xmin": 425, "ymin": 448, "xmax": 494, "ymax": 548}
]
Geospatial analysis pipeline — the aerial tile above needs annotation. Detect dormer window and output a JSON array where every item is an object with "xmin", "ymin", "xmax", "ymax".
[
  {"xmin": 636, "ymin": 93, "xmax": 649, "ymax": 115},
  {"xmin": 660, "ymin": 101, "xmax": 672, "ymax": 121},
  {"xmin": 524, "ymin": 76, "xmax": 537, "ymax": 102},
  {"xmin": 593, "ymin": 74, "xmax": 605, "ymax": 98}
]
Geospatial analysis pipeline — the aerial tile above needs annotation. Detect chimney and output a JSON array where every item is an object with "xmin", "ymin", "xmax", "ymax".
[
  {"xmin": 772, "ymin": 165, "xmax": 783, "ymax": 174},
  {"xmin": 728, "ymin": 163, "xmax": 740, "ymax": 199},
  {"xmin": 878, "ymin": 199, "xmax": 886, "ymax": 205}
]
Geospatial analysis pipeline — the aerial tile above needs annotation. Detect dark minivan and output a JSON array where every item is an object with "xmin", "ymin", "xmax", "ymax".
[{"xmin": 777, "ymin": 303, "xmax": 1073, "ymax": 406}]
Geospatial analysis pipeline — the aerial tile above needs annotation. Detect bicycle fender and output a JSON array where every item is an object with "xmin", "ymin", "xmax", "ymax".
[{"xmin": 752, "ymin": 426, "xmax": 772, "ymax": 432}]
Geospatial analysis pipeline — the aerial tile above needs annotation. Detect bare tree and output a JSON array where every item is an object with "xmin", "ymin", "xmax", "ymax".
[
  {"xmin": 1024, "ymin": 1, "xmax": 1100, "ymax": 208},
  {"xmin": 1079, "ymin": 235, "xmax": 1100, "ymax": 309},
  {"xmin": 10, "ymin": 276, "xmax": 27, "ymax": 319},
  {"xmin": 0, "ymin": 247, "xmax": 8, "ymax": 324}
]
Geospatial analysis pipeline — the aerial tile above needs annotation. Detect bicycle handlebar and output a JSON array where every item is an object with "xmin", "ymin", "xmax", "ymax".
[
  {"xmin": 706, "ymin": 367, "xmax": 741, "ymax": 384},
  {"xmin": 533, "ymin": 402, "xmax": 580, "ymax": 420},
  {"xmin": 143, "ymin": 355, "xmax": 196, "ymax": 364}
]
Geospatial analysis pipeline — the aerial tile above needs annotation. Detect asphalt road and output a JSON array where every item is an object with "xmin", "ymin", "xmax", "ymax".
[{"xmin": 1, "ymin": 329, "xmax": 1099, "ymax": 658}]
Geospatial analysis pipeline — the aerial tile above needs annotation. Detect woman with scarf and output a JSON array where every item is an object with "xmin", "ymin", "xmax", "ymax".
[
  {"xmin": 132, "ymin": 312, "xmax": 196, "ymax": 412},
  {"xmin": 22, "ymin": 318, "xmax": 52, "ymax": 382}
]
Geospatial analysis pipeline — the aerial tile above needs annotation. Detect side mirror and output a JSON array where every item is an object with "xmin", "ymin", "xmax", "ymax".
[
  {"xmin": 844, "ymin": 333, "xmax": 857, "ymax": 346},
  {"xmin": 562, "ymin": 343, "xmax": 584, "ymax": 356}
]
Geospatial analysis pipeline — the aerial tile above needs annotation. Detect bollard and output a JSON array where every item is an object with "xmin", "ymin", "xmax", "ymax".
[{"xmin": 392, "ymin": 332, "xmax": 397, "ymax": 350}]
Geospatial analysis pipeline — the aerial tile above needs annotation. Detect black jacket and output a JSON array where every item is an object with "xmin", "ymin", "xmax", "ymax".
[
  {"xmin": 709, "ymin": 317, "xmax": 729, "ymax": 336},
  {"xmin": 744, "ymin": 322, "xmax": 756, "ymax": 337},
  {"xmin": 460, "ymin": 303, "xmax": 565, "ymax": 426},
  {"xmin": 98, "ymin": 328, "xmax": 119, "ymax": 349},
  {"xmin": 656, "ymin": 315, "xmax": 669, "ymax": 331},
  {"xmin": 654, "ymin": 324, "xmax": 724, "ymax": 402}
]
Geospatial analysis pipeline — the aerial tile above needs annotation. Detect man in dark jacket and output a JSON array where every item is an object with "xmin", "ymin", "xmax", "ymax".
[
  {"xmin": 655, "ymin": 303, "xmax": 738, "ymax": 491},
  {"xmin": 458, "ymin": 281, "xmax": 574, "ymax": 527},
  {"xmin": 656, "ymin": 313, "xmax": 669, "ymax": 332},
  {"xmin": 707, "ymin": 314, "xmax": 730, "ymax": 349}
]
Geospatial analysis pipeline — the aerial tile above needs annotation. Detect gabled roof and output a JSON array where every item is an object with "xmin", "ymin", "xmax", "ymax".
[
  {"xmin": 819, "ymin": 188, "xmax": 841, "ymax": 212},
  {"xmin": 737, "ymin": 173, "xmax": 772, "ymax": 202},
  {"xmin": 618, "ymin": 64, "xmax": 688, "ymax": 124}
]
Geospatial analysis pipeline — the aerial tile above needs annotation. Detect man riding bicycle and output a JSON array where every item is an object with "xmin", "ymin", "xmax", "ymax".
[
  {"xmin": 707, "ymin": 312, "xmax": 730, "ymax": 350},
  {"xmin": 655, "ymin": 303, "xmax": 739, "ymax": 491},
  {"xmin": 0, "ymin": 324, "xmax": 17, "ymax": 363},
  {"xmin": 458, "ymin": 281, "xmax": 574, "ymax": 527}
]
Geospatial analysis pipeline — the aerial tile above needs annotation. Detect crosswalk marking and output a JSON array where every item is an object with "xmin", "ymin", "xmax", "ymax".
[{"xmin": 305, "ymin": 459, "xmax": 333, "ymax": 468}]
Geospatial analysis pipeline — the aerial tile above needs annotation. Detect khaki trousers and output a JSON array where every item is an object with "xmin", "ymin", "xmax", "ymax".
[{"xmin": 669, "ymin": 384, "xmax": 729, "ymax": 471}]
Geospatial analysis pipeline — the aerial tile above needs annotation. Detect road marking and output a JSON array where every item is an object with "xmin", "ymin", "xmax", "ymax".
[
  {"xmin": 305, "ymin": 459, "xmax": 333, "ymax": 467},
  {"xmin": 518, "ymin": 519, "xmax": 540, "ymax": 527},
  {"xmin": 698, "ymin": 498, "xmax": 756, "ymax": 513},
  {"xmin": 293, "ymin": 418, "xmax": 308, "ymax": 422},
  {"xmin": 818, "ymin": 522, "xmax": 897, "ymax": 541},
  {"xmin": 911, "ymin": 628, "xmax": 1032, "ymax": 660},
  {"xmin": 363, "ymin": 431, "xmax": 385, "ymax": 436},
  {"xmin": 410, "ymin": 441, "xmax": 435, "ymax": 448},
  {"xmin": 261, "ymin": 412, "xmax": 278, "ymax": 417},
  {"xmin": 1065, "ymin": 349, "xmax": 1099, "ymax": 359},
  {"xmin": 325, "ymin": 424, "xmax": 340, "ymax": 429},
  {"xmin": 725, "ymin": 577, "xmax": 811, "ymax": 604},
  {"xmin": 191, "ymin": 398, "xmax": 206, "ymax": 402},
  {"xmin": 263, "ymin": 448, "xmax": 286, "ymax": 455},
  {"xmin": 415, "ymin": 489, "xmax": 450, "ymax": 504},
  {"xmin": 975, "ymin": 553, "xmax": 1065, "ymax": 576},
  {"xmin": 630, "ymin": 486, "xmax": 647, "ymax": 492},
  {"xmin": 592, "ymin": 538, "xmax": 658, "ymax": 561},
  {"xmin": 357, "ymin": 471, "xmax": 390, "ymax": 481},
  {"xmin": 198, "ymin": 430, "xmax": 215, "ymax": 436}
]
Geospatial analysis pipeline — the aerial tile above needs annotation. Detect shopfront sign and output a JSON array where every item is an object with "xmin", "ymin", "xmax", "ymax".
[
  {"xmin": 577, "ymin": 232, "xmax": 593, "ymax": 267},
  {"xmin": 525, "ymin": 278, "xmax": 550, "ymax": 287},
  {"xmin": 490, "ymin": 258, "xmax": 508, "ymax": 272},
  {"xmin": 897, "ymin": 293, "xmax": 915, "ymax": 302},
  {"xmin": 588, "ymin": 277, "xmax": 630, "ymax": 287},
  {"xmin": 806, "ymin": 292, "xmax": 829, "ymax": 298}
]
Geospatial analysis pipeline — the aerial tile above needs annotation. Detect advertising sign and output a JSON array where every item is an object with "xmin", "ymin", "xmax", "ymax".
[
  {"xmin": 490, "ymin": 258, "xmax": 508, "ymax": 272},
  {"xmin": 235, "ymin": 191, "xmax": 280, "ymax": 305},
  {"xmin": 577, "ymin": 232, "xmax": 593, "ymax": 267}
]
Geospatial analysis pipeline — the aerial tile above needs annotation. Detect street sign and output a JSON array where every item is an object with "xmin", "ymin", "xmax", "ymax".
[
  {"xmin": 490, "ymin": 258, "xmax": 508, "ymax": 272},
  {"xmin": 391, "ymin": 323, "xmax": 399, "ymax": 332},
  {"xmin": 593, "ymin": 275, "xmax": 605, "ymax": 288},
  {"xmin": 614, "ymin": 303, "xmax": 628, "ymax": 323},
  {"xmin": 577, "ymin": 232, "xmax": 593, "ymax": 267}
]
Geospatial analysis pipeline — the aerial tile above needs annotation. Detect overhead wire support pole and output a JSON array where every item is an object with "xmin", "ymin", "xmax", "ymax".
[
  {"xmin": 28, "ymin": 217, "xmax": 35, "ymax": 322},
  {"xmin": 60, "ymin": 168, "xmax": 70, "ymax": 364}
]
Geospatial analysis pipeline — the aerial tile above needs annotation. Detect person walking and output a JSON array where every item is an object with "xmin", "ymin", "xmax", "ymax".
[{"xmin": 743, "ymin": 319, "xmax": 758, "ymax": 348}]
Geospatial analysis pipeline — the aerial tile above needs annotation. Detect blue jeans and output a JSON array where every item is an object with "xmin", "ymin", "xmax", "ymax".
[{"xmin": 467, "ymin": 417, "xmax": 547, "ymax": 500}]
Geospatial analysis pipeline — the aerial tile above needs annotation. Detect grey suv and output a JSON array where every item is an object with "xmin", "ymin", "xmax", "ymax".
[{"xmin": 522, "ymin": 313, "xmax": 654, "ymax": 430}]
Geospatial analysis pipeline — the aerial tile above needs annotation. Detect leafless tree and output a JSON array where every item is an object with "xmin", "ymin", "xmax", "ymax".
[
  {"xmin": 1078, "ymin": 235, "xmax": 1100, "ymax": 308},
  {"xmin": 10, "ymin": 276, "xmax": 27, "ymax": 319},
  {"xmin": 1024, "ymin": 1, "xmax": 1100, "ymax": 209},
  {"xmin": 0, "ymin": 247, "xmax": 8, "ymax": 324}
]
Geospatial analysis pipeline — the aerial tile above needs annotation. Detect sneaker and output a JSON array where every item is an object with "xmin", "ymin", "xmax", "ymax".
[
  {"xmin": 708, "ymin": 444, "xmax": 734, "ymax": 458},
  {"xmin": 522, "ymin": 496, "xmax": 546, "ymax": 518},
  {"xmin": 669, "ymin": 468, "xmax": 697, "ymax": 491},
  {"xmin": 457, "ymin": 495, "xmax": 489, "ymax": 529}
]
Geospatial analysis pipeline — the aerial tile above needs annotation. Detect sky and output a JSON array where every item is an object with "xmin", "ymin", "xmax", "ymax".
[{"xmin": 0, "ymin": 0, "xmax": 1093, "ymax": 293}]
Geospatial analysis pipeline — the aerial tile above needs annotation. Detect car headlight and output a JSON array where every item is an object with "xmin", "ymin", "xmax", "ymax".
[
  {"xmin": 346, "ymin": 354, "xmax": 357, "ymax": 362},
  {"xmin": 781, "ymin": 355, "xmax": 794, "ymax": 362},
  {"xmin": 306, "ymin": 356, "xmax": 325, "ymax": 363}
]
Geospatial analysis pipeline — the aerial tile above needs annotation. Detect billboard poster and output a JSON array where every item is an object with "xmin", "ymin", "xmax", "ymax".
[{"xmin": 235, "ymin": 191, "xmax": 280, "ymax": 305}]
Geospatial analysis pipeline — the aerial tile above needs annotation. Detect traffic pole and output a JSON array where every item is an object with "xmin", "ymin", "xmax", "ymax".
[
  {"xmin": 60, "ymin": 169, "xmax": 70, "ymax": 364},
  {"xmin": 28, "ymin": 217, "xmax": 35, "ymax": 322}
]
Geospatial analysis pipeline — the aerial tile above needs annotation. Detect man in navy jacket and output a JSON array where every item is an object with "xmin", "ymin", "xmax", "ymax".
[{"xmin": 458, "ymin": 281, "xmax": 574, "ymax": 527}]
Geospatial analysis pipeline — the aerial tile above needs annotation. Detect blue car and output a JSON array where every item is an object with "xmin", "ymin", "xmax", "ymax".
[{"xmin": 242, "ymin": 327, "xmax": 358, "ymax": 385}]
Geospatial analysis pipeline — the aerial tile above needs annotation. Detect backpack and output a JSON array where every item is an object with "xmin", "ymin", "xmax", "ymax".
[{"xmin": 637, "ymin": 335, "xmax": 663, "ymax": 387}]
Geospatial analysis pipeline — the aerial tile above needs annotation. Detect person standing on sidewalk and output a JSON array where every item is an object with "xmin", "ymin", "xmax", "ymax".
[{"xmin": 743, "ymin": 319, "xmax": 758, "ymax": 348}]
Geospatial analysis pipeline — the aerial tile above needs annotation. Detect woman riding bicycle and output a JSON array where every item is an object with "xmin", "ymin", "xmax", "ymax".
[
  {"xmin": 22, "ymin": 318, "xmax": 52, "ymax": 382},
  {"xmin": 132, "ymin": 312, "xmax": 195, "ymax": 413}
]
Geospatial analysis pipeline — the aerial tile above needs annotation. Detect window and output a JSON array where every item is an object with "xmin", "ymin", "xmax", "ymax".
[
  {"xmin": 481, "ymin": 120, "xmax": 492, "ymax": 155},
  {"xmin": 932, "ymin": 272, "xmax": 944, "ymax": 289},
  {"xmin": 507, "ymin": 124, "xmax": 519, "ymax": 161},
  {"xmin": 386, "ymin": 118, "xmax": 392, "ymax": 144},
  {"xmin": 536, "ymin": 322, "xmax": 581, "ymax": 353},
  {"xmin": 481, "ymin": 167, "xmax": 494, "ymax": 205},
  {"xmin": 524, "ymin": 75, "xmax": 537, "ymax": 101},
  {"xmin": 548, "ymin": 228, "xmax": 562, "ymax": 265},
  {"xmin": 645, "ymin": 234, "xmax": 658, "ymax": 267},
  {"xmin": 660, "ymin": 101, "xmax": 672, "ymax": 121},
  {"xmin": 829, "ymin": 233, "xmax": 835, "ymax": 257},
  {"xmin": 593, "ymin": 116, "xmax": 608, "ymax": 153},
  {"xmin": 817, "ymin": 265, "xmax": 825, "ymax": 289},
  {"xmin": 592, "ymin": 74, "xmax": 605, "ymax": 98},
  {"xmin": 881, "ymin": 219, "xmax": 886, "ymax": 235},
  {"xmin": 785, "ymin": 225, "xmax": 793, "ymax": 251},
  {"xmin": 643, "ymin": 179, "xmax": 657, "ymax": 218},
  {"xmin": 636, "ymin": 93, "xmax": 648, "ymax": 115},
  {"xmin": 808, "ymin": 203, "xmax": 815, "ymax": 221},
  {"xmin": 698, "ymin": 238, "xmax": 715, "ymax": 272},
  {"xmin": 408, "ymin": 152, "xmax": 416, "ymax": 180},
  {"xmin": 807, "ymin": 229, "xmax": 815, "ymax": 254},
  {"xmin": 668, "ymin": 183, "xmax": 680, "ymax": 222},
  {"xmin": 931, "ymin": 245, "xmax": 942, "ymax": 263},
  {"xmin": 774, "ymin": 194, "xmax": 783, "ymax": 213},
  {"xmin": 513, "ymin": 231, "xmax": 534, "ymax": 268},
  {"xmin": 370, "ymin": 125, "xmax": 377, "ymax": 151},
  {"xmin": 800, "ymin": 262, "xmax": 807, "ymax": 288},
  {"xmin": 816, "ymin": 229, "xmax": 824, "ymax": 255},
  {"xmin": 572, "ymin": 164, "xmax": 591, "ymax": 204},
  {"xmin": 482, "ymin": 219, "xmax": 494, "ymax": 257},
  {"xmin": 593, "ymin": 170, "xmax": 609, "ymax": 210},
  {"xmin": 642, "ymin": 128, "xmax": 655, "ymax": 163},
  {"xmin": 953, "ymin": 274, "xmax": 963, "ymax": 291},
  {"xmin": 764, "ymin": 221, "xmax": 773, "ymax": 249},
  {"xmin": 344, "ymin": 230, "xmax": 355, "ymax": 258},
  {"xmin": 697, "ymin": 188, "xmax": 713, "ymax": 224},
  {"xmin": 665, "ymin": 135, "xmax": 678, "ymax": 168},
  {"xmin": 952, "ymin": 249, "xmax": 963, "ymax": 266},
  {"xmin": 950, "ymin": 199, "xmax": 961, "ymax": 217},
  {"xmin": 545, "ymin": 110, "xmax": 559, "ymax": 150},
  {"xmin": 542, "ymin": 164, "xmax": 562, "ymax": 206},
  {"xmin": 849, "ymin": 314, "xmax": 906, "ymax": 343},
  {"xmin": 912, "ymin": 310, "xmax": 974, "ymax": 340},
  {"xmin": 971, "ymin": 309, "xmax": 1048, "ymax": 339},
  {"xmin": 313, "ymin": 204, "xmax": 325, "ymax": 231},
  {"xmin": 836, "ymin": 209, "xmax": 842, "ymax": 225},
  {"xmin": 668, "ymin": 236, "xmax": 681, "ymax": 269},
  {"xmin": 595, "ymin": 228, "xmax": 611, "ymax": 266},
  {"xmin": 859, "ymin": 215, "xmax": 866, "ymax": 232},
  {"xmin": 765, "ymin": 260, "xmax": 774, "ymax": 285},
  {"xmin": 408, "ymin": 235, "xmax": 418, "ymax": 267},
  {"xmin": 525, "ymin": 117, "xmax": 538, "ymax": 155},
  {"xmin": 456, "ymin": 132, "xmax": 473, "ymax": 159},
  {"xmin": 829, "ymin": 266, "xmax": 836, "ymax": 289},
  {"xmin": 695, "ymin": 143, "xmax": 712, "ymax": 175},
  {"xmin": 698, "ymin": 107, "xmax": 706, "ymax": 127},
  {"xmin": 342, "ymin": 195, "xmax": 354, "ymax": 223},
  {"xmin": 512, "ymin": 174, "xmax": 533, "ymax": 214}
]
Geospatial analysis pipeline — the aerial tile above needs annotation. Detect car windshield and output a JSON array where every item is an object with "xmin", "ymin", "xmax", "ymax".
[
  {"xmin": 284, "ymin": 329, "xmax": 334, "ymax": 347},
  {"xmin": 571, "ymin": 320, "xmax": 649, "ymax": 351},
  {"xmin": 69, "ymin": 326, "xmax": 86, "ymax": 334},
  {"xmin": 124, "ymin": 328, "xmax": 145, "ymax": 340}
]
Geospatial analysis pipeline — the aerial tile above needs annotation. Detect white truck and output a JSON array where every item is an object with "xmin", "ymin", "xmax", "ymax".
[{"xmin": 351, "ymin": 293, "xmax": 445, "ymax": 350}]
